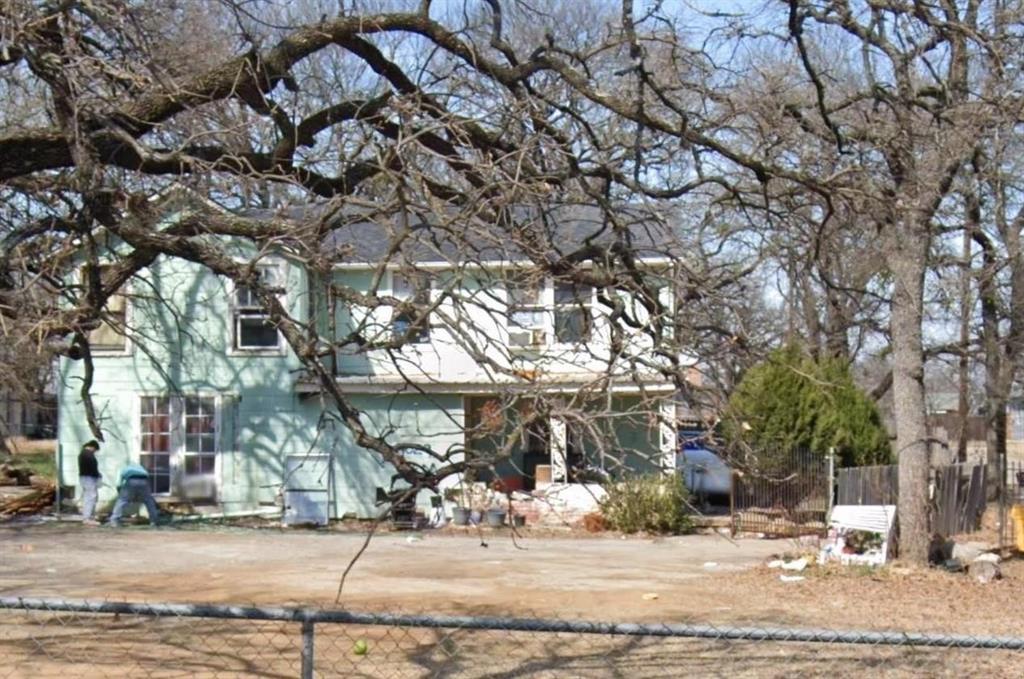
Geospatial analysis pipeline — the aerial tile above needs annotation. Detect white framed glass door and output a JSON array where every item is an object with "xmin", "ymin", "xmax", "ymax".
[
  {"xmin": 139, "ymin": 396, "xmax": 173, "ymax": 494},
  {"xmin": 138, "ymin": 394, "xmax": 220, "ymax": 497}
]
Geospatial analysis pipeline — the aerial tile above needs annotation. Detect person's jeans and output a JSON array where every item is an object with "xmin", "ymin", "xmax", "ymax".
[
  {"xmin": 79, "ymin": 476, "xmax": 99, "ymax": 520},
  {"xmin": 109, "ymin": 477, "xmax": 160, "ymax": 526}
]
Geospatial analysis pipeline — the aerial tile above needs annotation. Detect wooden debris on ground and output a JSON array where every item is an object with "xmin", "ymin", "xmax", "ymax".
[{"xmin": 0, "ymin": 481, "xmax": 54, "ymax": 517}]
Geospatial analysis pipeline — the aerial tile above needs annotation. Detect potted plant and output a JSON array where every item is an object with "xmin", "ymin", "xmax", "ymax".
[{"xmin": 443, "ymin": 485, "xmax": 471, "ymax": 526}]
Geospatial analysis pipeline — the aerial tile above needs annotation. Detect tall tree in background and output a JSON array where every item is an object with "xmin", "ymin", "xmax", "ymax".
[
  {"xmin": 972, "ymin": 133, "xmax": 1024, "ymax": 493},
  {"xmin": 750, "ymin": 0, "xmax": 1024, "ymax": 562}
]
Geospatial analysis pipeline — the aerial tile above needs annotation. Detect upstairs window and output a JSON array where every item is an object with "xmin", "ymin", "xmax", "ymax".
[
  {"xmin": 553, "ymin": 282, "xmax": 593, "ymax": 344},
  {"xmin": 233, "ymin": 264, "xmax": 282, "ymax": 351},
  {"xmin": 391, "ymin": 272, "xmax": 432, "ymax": 344},
  {"xmin": 507, "ymin": 274, "xmax": 547, "ymax": 347},
  {"xmin": 81, "ymin": 264, "xmax": 128, "ymax": 353}
]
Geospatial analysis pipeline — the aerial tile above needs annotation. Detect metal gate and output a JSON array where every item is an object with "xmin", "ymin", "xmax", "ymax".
[{"xmin": 730, "ymin": 448, "xmax": 829, "ymax": 536}]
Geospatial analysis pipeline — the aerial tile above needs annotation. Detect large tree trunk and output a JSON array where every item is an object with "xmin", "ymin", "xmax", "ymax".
[
  {"xmin": 976, "ymin": 230, "xmax": 1006, "ymax": 497},
  {"xmin": 887, "ymin": 233, "xmax": 931, "ymax": 563}
]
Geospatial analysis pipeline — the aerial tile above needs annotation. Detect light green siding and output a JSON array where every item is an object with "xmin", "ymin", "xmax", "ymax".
[
  {"xmin": 57, "ymin": 254, "xmax": 462, "ymax": 517},
  {"xmin": 316, "ymin": 394, "xmax": 465, "ymax": 516}
]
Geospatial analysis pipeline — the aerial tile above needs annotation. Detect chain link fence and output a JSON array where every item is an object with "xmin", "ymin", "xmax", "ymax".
[{"xmin": 2, "ymin": 597, "xmax": 1023, "ymax": 677}]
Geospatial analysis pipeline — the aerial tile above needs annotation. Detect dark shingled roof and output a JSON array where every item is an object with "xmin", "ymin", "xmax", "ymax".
[{"xmin": 237, "ymin": 203, "xmax": 681, "ymax": 265}]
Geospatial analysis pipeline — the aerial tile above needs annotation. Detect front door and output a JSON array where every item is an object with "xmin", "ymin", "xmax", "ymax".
[{"xmin": 181, "ymin": 396, "xmax": 218, "ymax": 500}]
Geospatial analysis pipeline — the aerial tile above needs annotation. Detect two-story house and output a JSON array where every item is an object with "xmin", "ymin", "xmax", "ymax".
[{"xmin": 56, "ymin": 194, "xmax": 683, "ymax": 519}]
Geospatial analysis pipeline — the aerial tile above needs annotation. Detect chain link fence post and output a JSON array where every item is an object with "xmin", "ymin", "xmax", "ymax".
[{"xmin": 301, "ymin": 619, "xmax": 315, "ymax": 679}]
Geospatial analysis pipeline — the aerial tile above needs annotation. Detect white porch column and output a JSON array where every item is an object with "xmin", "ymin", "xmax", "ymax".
[
  {"xmin": 550, "ymin": 416, "xmax": 568, "ymax": 483},
  {"xmin": 660, "ymin": 400, "xmax": 677, "ymax": 473}
]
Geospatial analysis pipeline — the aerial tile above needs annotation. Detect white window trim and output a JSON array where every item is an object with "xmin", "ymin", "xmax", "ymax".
[
  {"xmin": 227, "ymin": 260, "xmax": 288, "ymax": 357},
  {"xmin": 507, "ymin": 277, "xmax": 596, "ymax": 350},
  {"xmin": 83, "ymin": 265, "xmax": 135, "ymax": 358},
  {"xmin": 134, "ymin": 392, "xmax": 223, "ymax": 497},
  {"xmin": 507, "ymin": 276, "xmax": 552, "ymax": 349},
  {"xmin": 134, "ymin": 392, "xmax": 176, "ymax": 497},
  {"xmin": 181, "ymin": 394, "xmax": 222, "ymax": 481}
]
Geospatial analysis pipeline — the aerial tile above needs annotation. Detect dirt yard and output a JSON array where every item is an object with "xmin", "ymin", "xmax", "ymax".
[
  {"xmin": 1, "ymin": 523, "xmax": 778, "ymax": 618},
  {"xmin": 0, "ymin": 521, "xmax": 1021, "ymax": 636},
  {"xmin": 2, "ymin": 522, "xmax": 1024, "ymax": 677}
]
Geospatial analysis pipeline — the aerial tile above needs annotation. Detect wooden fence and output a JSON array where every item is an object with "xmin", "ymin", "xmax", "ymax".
[
  {"xmin": 932, "ymin": 463, "xmax": 987, "ymax": 536},
  {"xmin": 835, "ymin": 462, "xmax": 987, "ymax": 536},
  {"xmin": 728, "ymin": 456, "xmax": 988, "ymax": 538},
  {"xmin": 836, "ymin": 464, "xmax": 899, "ymax": 505}
]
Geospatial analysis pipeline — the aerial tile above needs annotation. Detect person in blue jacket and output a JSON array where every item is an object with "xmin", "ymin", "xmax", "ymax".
[{"xmin": 108, "ymin": 463, "xmax": 161, "ymax": 527}]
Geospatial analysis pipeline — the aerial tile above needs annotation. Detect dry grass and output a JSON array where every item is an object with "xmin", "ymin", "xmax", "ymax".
[{"xmin": 2, "ymin": 523, "xmax": 1023, "ymax": 676}]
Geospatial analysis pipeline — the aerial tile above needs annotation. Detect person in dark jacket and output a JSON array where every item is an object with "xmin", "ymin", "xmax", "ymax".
[
  {"xmin": 77, "ymin": 440, "xmax": 102, "ymax": 524},
  {"xmin": 108, "ymin": 463, "xmax": 160, "ymax": 527}
]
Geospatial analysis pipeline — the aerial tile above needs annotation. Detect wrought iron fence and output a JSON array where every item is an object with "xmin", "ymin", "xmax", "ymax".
[
  {"xmin": 730, "ymin": 447, "xmax": 830, "ymax": 536},
  {"xmin": 7, "ymin": 597, "xmax": 1021, "ymax": 678}
]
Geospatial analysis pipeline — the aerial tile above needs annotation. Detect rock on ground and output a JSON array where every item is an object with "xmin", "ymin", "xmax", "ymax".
[
  {"xmin": 969, "ymin": 559, "xmax": 1001, "ymax": 584},
  {"xmin": 951, "ymin": 542, "xmax": 986, "ymax": 563}
]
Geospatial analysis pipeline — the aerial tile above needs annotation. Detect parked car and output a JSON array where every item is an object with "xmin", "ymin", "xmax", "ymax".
[{"xmin": 677, "ymin": 447, "xmax": 732, "ymax": 503}]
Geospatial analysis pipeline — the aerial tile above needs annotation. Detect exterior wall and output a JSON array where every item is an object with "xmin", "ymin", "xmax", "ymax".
[
  {"xmin": 57, "ymin": 248, "xmax": 673, "ymax": 517},
  {"xmin": 315, "ymin": 393, "xmax": 465, "ymax": 517},
  {"xmin": 58, "ymin": 253, "xmax": 308, "ymax": 509},
  {"xmin": 332, "ymin": 267, "xmax": 677, "ymax": 384},
  {"xmin": 59, "ymin": 389, "xmax": 463, "ymax": 517}
]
